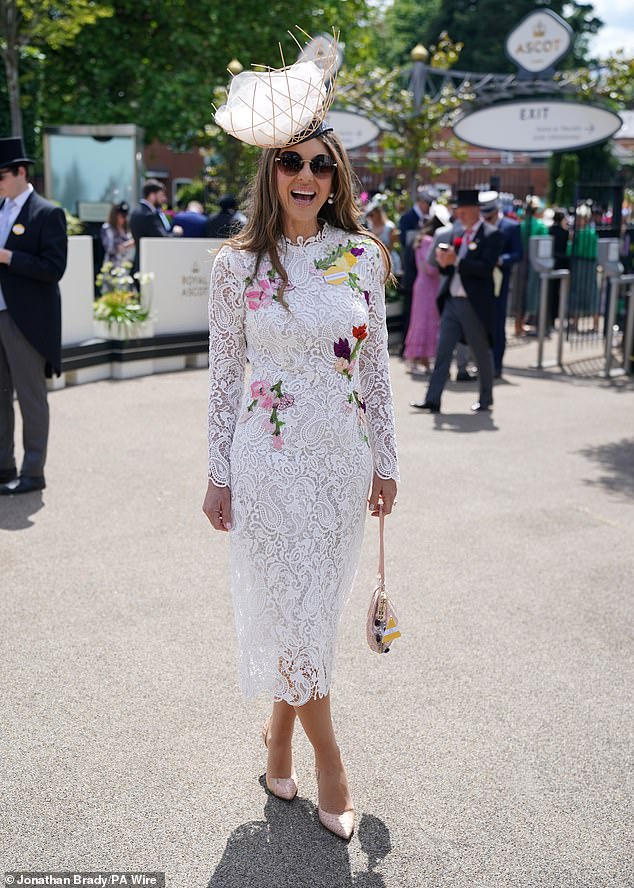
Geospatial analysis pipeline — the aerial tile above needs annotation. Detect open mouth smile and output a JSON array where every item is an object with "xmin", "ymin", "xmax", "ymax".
[{"xmin": 291, "ymin": 190, "xmax": 317, "ymax": 206}]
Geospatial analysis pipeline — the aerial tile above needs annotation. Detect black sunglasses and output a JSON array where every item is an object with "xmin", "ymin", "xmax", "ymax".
[{"xmin": 275, "ymin": 151, "xmax": 337, "ymax": 178}]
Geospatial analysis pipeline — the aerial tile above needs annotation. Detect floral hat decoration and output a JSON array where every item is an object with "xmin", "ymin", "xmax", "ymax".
[{"xmin": 213, "ymin": 28, "xmax": 340, "ymax": 148}]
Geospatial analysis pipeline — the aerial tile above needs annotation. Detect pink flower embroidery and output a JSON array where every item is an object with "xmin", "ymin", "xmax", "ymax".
[
  {"xmin": 247, "ymin": 379, "xmax": 292, "ymax": 449},
  {"xmin": 246, "ymin": 277, "xmax": 275, "ymax": 311},
  {"xmin": 250, "ymin": 380, "xmax": 270, "ymax": 402}
]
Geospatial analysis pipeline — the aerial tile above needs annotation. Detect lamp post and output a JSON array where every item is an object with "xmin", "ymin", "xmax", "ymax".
[
  {"xmin": 409, "ymin": 43, "xmax": 428, "ymax": 112},
  {"xmin": 407, "ymin": 43, "xmax": 429, "ymax": 197},
  {"xmin": 227, "ymin": 58, "xmax": 243, "ymax": 77},
  {"xmin": 217, "ymin": 58, "xmax": 245, "ymax": 199}
]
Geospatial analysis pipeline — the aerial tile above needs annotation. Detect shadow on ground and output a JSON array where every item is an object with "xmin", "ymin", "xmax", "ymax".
[
  {"xmin": 0, "ymin": 492, "xmax": 44, "ymax": 530},
  {"xmin": 577, "ymin": 437, "xmax": 634, "ymax": 499},
  {"xmin": 430, "ymin": 412, "xmax": 498, "ymax": 433},
  {"xmin": 207, "ymin": 785, "xmax": 391, "ymax": 888}
]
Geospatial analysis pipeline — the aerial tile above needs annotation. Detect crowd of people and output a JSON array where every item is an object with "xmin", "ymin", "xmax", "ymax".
[
  {"xmin": 359, "ymin": 185, "xmax": 632, "ymax": 410},
  {"xmin": 94, "ymin": 175, "xmax": 629, "ymax": 403},
  {"xmin": 97, "ymin": 184, "xmax": 247, "ymax": 290}
]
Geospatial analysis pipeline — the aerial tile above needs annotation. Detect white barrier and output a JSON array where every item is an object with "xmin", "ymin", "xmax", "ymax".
[
  {"xmin": 140, "ymin": 237, "xmax": 224, "ymax": 335},
  {"xmin": 60, "ymin": 235, "xmax": 95, "ymax": 346},
  {"xmin": 58, "ymin": 236, "xmax": 225, "ymax": 384}
]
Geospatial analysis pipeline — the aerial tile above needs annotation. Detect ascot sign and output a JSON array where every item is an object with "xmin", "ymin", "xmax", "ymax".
[
  {"xmin": 505, "ymin": 9, "xmax": 572, "ymax": 74},
  {"xmin": 453, "ymin": 8, "xmax": 622, "ymax": 154}
]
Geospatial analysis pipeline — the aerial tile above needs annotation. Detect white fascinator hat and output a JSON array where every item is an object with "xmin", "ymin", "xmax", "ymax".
[{"xmin": 214, "ymin": 29, "xmax": 339, "ymax": 149}]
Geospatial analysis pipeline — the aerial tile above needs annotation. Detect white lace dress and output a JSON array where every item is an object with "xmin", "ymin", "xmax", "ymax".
[{"xmin": 207, "ymin": 223, "xmax": 399, "ymax": 705}]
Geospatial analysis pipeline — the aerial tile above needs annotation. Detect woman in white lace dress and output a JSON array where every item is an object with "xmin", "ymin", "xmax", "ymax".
[{"xmin": 203, "ymin": 127, "xmax": 398, "ymax": 840}]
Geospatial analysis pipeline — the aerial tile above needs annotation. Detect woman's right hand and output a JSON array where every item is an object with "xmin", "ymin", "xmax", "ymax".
[{"xmin": 202, "ymin": 479, "xmax": 232, "ymax": 531}]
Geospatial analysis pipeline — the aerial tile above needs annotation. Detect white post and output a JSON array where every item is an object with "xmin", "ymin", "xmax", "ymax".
[
  {"xmin": 556, "ymin": 270, "xmax": 569, "ymax": 368},
  {"xmin": 622, "ymin": 277, "xmax": 634, "ymax": 376},
  {"xmin": 604, "ymin": 277, "xmax": 619, "ymax": 377},
  {"xmin": 536, "ymin": 272, "xmax": 550, "ymax": 370}
]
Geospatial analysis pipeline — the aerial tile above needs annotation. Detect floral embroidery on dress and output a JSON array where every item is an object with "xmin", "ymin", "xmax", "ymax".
[
  {"xmin": 333, "ymin": 324, "xmax": 370, "ymax": 446},
  {"xmin": 315, "ymin": 240, "xmax": 370, "ymax": 298},
  {"xmin": 333, "ymin": 324, "xmax": 368, "ymax": 379},
  {"xmin": 244, "ymin": 266, "xmax": 286, "ymax": 310},
  {"xmin": 247, "ymin": 379, "xmax": 294, "ymax": 449},
  {"xmin": 345, "ymin": 390, "xmax": 369, "ymax": 445}
]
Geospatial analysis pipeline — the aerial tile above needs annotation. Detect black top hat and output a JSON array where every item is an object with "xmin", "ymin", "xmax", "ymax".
[
  {"xmin": 0, "ymin": 137, "xmax": 35, "ymax": 168},
  {"xmin": 218, "ymin": 194, "xmax": 238, "ymax": 210},
  {"xmin": 453, "ymin": 189, "xmax": 480, "ymax": 208},
  {"xmin": 114, "ymin": 201, "xmax": 129, "ymax": 213}
]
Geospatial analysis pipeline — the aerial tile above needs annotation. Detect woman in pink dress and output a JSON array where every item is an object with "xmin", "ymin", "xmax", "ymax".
[{"xmin": 403, "ymin": 207, "xmax": 450, "ymax": 373}]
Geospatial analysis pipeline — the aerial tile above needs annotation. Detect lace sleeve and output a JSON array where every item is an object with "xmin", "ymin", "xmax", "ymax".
[
  {"xmin": 358, "ymin": 244, "xmax": 400, "ymax": 481},
  {"xmin": 207, "ymin": 247, "xmax": 247, "ymax": 486}
]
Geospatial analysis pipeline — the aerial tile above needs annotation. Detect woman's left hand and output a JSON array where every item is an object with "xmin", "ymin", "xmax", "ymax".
[{"xmin": 368, "ymin": 474, "xmax": 397, "ymax": 516}]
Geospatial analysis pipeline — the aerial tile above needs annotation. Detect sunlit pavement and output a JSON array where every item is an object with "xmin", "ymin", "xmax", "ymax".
[{"xmin": 2, "ymin": 340, "xmax": 632, "ymax": 888}]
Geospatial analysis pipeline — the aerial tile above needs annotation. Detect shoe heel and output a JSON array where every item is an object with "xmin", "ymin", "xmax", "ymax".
[{"xmin": 261, "ymin": 719, "xmax": 298, "ymax": 801}]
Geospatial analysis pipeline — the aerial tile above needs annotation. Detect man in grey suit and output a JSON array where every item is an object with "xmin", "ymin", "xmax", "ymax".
[
  {"xmin": 0, "ymin": 137, "xmax": 68, "ymax": 494},
  {"xmin": 411, "ymin": 190, "xmax": 504, "ymax": 414}
]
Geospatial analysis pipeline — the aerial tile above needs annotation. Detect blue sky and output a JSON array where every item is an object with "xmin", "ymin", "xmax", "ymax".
[{"xmin": 584, "ymin": 0, "xmax": 634, "ymax": 57}]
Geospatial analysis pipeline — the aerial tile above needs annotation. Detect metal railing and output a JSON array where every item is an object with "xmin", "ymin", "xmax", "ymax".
[
  {"xmin": 534, "ymin": 269, "xmax": 570, "ymax": 370},
  {"xmin": 605, "ymin": 274, "xmax": 634, "ymax": 377}
]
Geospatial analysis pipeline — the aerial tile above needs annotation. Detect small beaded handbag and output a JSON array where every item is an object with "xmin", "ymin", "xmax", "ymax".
[{"xmin": 366, "ymin": 504, "xmax": 401, "ymax": 654}]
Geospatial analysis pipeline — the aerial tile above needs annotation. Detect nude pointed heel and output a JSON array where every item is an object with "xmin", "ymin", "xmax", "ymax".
[
  {"xmin": 315, "ymin": 766, "xmax": 355, "ymax": 841},
  {"xmin": 261, "ymin": 719, "xmax": 298, "ymax": 801}
]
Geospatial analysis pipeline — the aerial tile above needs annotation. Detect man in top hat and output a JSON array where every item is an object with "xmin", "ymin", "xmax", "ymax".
[
  {"xmin": 205, "ymin": 194, "xmax": 246, "ymax": 239},
  {"xmin": 399, "ymin": 184, "xmax": 437, "ymax": 249},
  {"xmin": 478, "ymin": 190, "xmax": 522, "ymax": 378},
  {"xmin": 411, "ymin": 189, "xmax": 504, "ymax": 413},
  {"xmin": 0, "ymin": 136, "xmax": 68, "ymax": 494}
]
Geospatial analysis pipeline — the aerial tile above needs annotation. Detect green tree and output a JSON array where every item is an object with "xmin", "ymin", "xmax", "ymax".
[
  {"xmin": 36, "ymin": 0, "xmax": 370, "ymax": 149},
  {"xmin": 550, "ymin": 153, "xmax": 580, "ymax": 205},
  {"xmin": 561, "ymin": 50, "xmax": 634, "ymax": 106},
  {"xmin": 551, "ymin": 49, "xmax": 632, "ymax": 200},
  {"xmin": 0, "ymin": 0, "xmax": 112, "ymax": 139},
  {"xmin": 388, "ymin": 0, "xmax": 603, "ymax": 73},
  {"xmin": 338, "ymin": 33, "xmax": 467, "ymax": 196},
  {"xmin": 377, "ymin": 0, "xmax": 440, "ymax": 68}
]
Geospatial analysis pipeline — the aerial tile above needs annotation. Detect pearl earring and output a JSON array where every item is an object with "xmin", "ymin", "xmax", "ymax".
[{"xmin": 327, "ymin": 193, "xmax": 334, "ymax": 204}]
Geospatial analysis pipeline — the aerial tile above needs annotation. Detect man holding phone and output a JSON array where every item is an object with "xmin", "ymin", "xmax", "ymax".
[{"xmin": 411, "ymin": 190, "xmax": 504, "ymax": 414}]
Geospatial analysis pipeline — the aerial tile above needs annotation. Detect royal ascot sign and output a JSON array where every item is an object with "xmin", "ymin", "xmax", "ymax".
[
  {"xmin": 505, "ymin": 9, "xmax": 572, "ymax": 74},
  {"xmin": 454, "ymin": 100, "xmax": 622, "ymax": 153}
]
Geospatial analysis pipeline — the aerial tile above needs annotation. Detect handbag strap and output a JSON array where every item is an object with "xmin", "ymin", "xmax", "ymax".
[{"xmin": 378, "ymin": 503, "xmax": 385, "ymax": 585}]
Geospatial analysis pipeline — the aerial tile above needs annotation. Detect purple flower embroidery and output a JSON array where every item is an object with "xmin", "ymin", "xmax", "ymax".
[
  {"xmin": 347, "ymin": 390, "xmax": 369, "ymax": 445},
  {"xmin": 277, "ymin": 393, "xmax": 295, "ymax": 411},
  {"xmin": 334, "ymin": 337, "xmax": 352, "ymax": 361},
  {"xmin": 363, "ymin": 290, "xmax": 370, "ymax": 305},
  {"xmin": 350, "ymin": 246, "xmax": 364, "ymax": 257}
]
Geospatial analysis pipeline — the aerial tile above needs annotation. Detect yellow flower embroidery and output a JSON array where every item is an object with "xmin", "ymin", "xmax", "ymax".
[{"xmin": 322, "ymin": 249, "xmax": 361, "ymax": 285}]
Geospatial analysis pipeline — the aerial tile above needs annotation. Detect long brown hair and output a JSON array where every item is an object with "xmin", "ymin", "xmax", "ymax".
[{"xmin": 230, "ymin": 132, "xmax": 391, "ymax": 306}]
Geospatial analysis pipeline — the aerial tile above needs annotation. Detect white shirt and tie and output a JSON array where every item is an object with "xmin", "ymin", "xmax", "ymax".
[
  {"xmin": 449, "ymin": 221, "xmax": 481, "ymax": 298},
  {"xmin": 0, "ymin": 183, "xmax": 33, "ymax": 311}
]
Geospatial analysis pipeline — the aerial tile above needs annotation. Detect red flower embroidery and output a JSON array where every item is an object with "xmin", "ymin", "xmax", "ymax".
[{"xmin": 352, "ymin": 324, "xmax": 368, "ymax": 341}]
